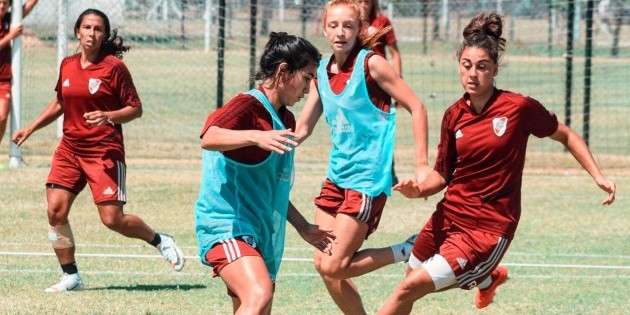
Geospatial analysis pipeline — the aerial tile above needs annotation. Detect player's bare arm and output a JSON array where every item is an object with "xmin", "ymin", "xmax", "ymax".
[
  {"xmin": 295, "ymin": 80, "xmax": 323, "ymax": 144},
  {"xmin": 286, "ymin": 201, "xmax": 336, "ymax": 255},
  {"xmin": 549, "ymin": 123, "xmax": 616, "ymax": 205},
  {"xmin": 393, "ymin": 170, "xmax": 447, "ymax": 199},
  {"xmin": 12, "ymin": 98, "xmax": 63, "ymax": 146},
  {"xmin": 201, "ymin": 125, "xmax": 297, "ymax": 154},
  {"xmin": 369, "ymin": 54, "xmax": 431, "ymax": 182}
]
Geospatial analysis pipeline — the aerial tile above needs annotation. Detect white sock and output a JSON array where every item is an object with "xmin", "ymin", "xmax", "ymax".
[{"xmin": 390, "ymin": 241, "xmax": 413, "ymax": 263}]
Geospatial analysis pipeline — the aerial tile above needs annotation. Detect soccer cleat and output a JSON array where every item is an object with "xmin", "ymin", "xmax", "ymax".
[
  {"xmin": 402, "ymin": 234, "xmax": 417, "ymax": 263},
  {"xmin": 45, "ymin": 273, "xmax": 84, "ymax": 293},
  {"xmin": 158, "ymin": 233, "xmax": 185, "ymax": 272},
  {"xmin": 475, "ymin": 265, "xmax": 509, "ymax": 309}
]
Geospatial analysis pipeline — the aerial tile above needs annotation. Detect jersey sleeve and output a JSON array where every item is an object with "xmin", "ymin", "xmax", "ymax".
[
  {"xmin": 521, "ymin": 97, "xmax": 558, "ymax": 138},
  {"xmin": 199, "ymin": 93, "xmax": 260, "ymax": 138},
  {"xmin": 112, "ymin": 61, "xmax": 142, "ymax": 108},
  {"xmin": 434, "ymin": 106, "xmax": 459, "ymax": 181}
]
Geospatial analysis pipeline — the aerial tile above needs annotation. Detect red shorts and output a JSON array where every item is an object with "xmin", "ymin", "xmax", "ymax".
[
  {"xmin": 204, "ymin": 236, "xmax": 267, "ymax": 297},
  {"xmin": 314, "ymin": 179, "xmax": 387, "ymax": 238},
  {"xmin": 0, "ymin": 80, "xmax": 11, "ymax": 99},
  {"xmin": 46, "ymin": 148, "xmax": 127, "ymax": 204},
  {"xmin": 412, "ymin": 210, "xmax": 511, "ymax": 290}
]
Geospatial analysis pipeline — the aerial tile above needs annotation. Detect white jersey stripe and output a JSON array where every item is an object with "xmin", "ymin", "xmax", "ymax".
[{"xmin": 456, "ymin": 237, "xmax": 508, "ymax": 285}]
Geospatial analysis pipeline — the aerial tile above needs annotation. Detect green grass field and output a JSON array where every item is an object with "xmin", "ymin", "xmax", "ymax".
[{"xmin": 0, "ymin": 31, "xmax": 629, "ymax": 314}]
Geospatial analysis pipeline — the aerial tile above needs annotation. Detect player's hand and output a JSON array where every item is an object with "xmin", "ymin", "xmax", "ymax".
[
  {"xmin": 298, "ymin": 224, "xmax": 336, "ymax": 255},
  {"xmin": 415, "ymin": 164, "xmax": 432, "ymax": 186},
  {"xmin": 393, "ymin": 179, "xmax": 423, "ymax": 199},
  {"xmin": 12, "ymin": 128, "xmax": 31, "ymax": 147},
  {"xmin": 8, "ymin": 23, "xmax": 23, "ymax": 39},
  {"xmin": 84, "ymin": 111, "xmax": 112, "ymax": 126},
  {"xmin": 596, "ymin": 176, "xmax": 616, "ymax": 205},
  {"xmin": 253, "ymin": 129, "xmax": 299, "ymax": 154}
]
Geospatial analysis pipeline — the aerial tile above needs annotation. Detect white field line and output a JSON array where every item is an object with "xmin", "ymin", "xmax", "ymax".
[
  {"xmin": 0, "ymin": 251, "xmax": 629, "ymax": 270},
  {"xmin": 1, "ymin": 242, "xmax": 629, "ymax": 260},
  {"xmin": 0, "ymin": 268, "xmax": 628, "ymax": 280}
]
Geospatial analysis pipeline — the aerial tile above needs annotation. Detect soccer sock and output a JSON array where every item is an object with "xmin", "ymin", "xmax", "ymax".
[
  {"xmin": 478, "ymin": 275, "xmax": 493, "ymax": 290},
  {"xmin": 390, "ymin": 241, "xmax": 413, "ymax": 263},
  {"xmin": 149, "ymin": 233, "xmax": 161, "ymax": 247},
  {"xmin": 61, "ymin": 262, "xmax": 78, "ymax": 275}
]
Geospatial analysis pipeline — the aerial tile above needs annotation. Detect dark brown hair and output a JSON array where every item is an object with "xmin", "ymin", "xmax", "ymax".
[{"xmin": 457, "ymin": 12, "xmax": 506, "ymax": 64}]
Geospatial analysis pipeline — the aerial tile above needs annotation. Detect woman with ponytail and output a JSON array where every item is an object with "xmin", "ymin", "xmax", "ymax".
[
  {"xmin": 378, "ymin": 12, "xmax": 616, "ymax": 314},
  {"xmin": 12, "ymin": 8, "xmax": 186, "ymax": 293}
]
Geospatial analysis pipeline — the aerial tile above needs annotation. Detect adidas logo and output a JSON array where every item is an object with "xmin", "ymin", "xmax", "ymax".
[
  {"xmin": 457, "ymin": 257, "xmax": 468, "ymax": 269},
  {"xmin": 333, "ymin": 109, "xmax": 354, "ymax": 133},
  {"xmin": 103, "ymin": 187, "xmax": 115, "ymax": 195},
  {"xmin": 62, "ymin": 79, "xmax": 70, "ymax": 87}
]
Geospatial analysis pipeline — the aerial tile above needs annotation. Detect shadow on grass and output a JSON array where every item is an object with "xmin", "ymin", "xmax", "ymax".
[{"xmin": 87, "ymin": 284, "xmax": 206, "ymax": 292}]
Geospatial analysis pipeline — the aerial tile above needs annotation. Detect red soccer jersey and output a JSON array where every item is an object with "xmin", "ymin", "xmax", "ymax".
[
  {"xmin": 434, "ymin": 89, "xmax": 558, "ymax": 238},
  {"xmin": 367, "ymin": 15, "xmax": 397, "ymax": 58},
  {"xmin": 56, "ymin": 53, "xmax": 142, "ymax": 157},
  {"xmin": 0, "ymin": 14, "xmax": 12, "ymax": 81},
  {"xmin": 316, "ymin": 47, "xmax": 391, "ymax": 112},
  {"xmin": 199, "ymin": 87, "xmax": 296, "ymax": 164}
]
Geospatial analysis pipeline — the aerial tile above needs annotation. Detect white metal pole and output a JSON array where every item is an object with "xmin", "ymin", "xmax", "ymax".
[
  {"xmin": 56, "ymin": 0, "xmax": 67, "ymax": 139},
  {"xmin": 279, "ymin": 0, "xmax": 284, "ymax": 22},
  {"xmin": 204, "ymin": 0, "xmax": 211, "ymax": 52},
  {"xmin": 8, "ymin": 0, "xmax": 24, "ymax": 167}
]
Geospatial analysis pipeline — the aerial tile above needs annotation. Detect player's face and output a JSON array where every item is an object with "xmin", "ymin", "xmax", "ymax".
[
  {"xmin": 323, "ymin": 5, "xmax": 361, "ymax": 55},
  {"xmin": 357, "ymin": 0, "xmax": 373, "ymax": 16},
  {"xmin": 76, "ymin": 14, "xmax": 107, "ymax": 54},
  {"xmin": 280, "ymin": 63, "xmax": 317, "ymax": 107},
  {"xmin": 0, "ymin": 0, "xmax": 9, "ymax": 17},
  {"xmin": 458, "ymin": 46, "xmax": 497, "ymax": 99}
]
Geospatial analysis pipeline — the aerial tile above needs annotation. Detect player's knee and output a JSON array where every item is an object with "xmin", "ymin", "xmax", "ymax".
[
  {"xmin": 48, "ymin": 224, "xmax": 75, "ymax": 249},
  {"xmin": 240, "ymin": 285, "xmax": 273, "ymax": 311},
  {"xmin": 100, "ymin": 214, "xmax": 123, "ymax": 230},
  {"xmin": 315, "ymin": 257, "xmax": 349, "ymax": 279}
]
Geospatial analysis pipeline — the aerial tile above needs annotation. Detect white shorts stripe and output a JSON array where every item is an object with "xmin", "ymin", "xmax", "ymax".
[
  {"xmin": 456, "ymin": 237, "xmax": 508, "ymax": 285},
  {"xmin": 220, "ymin": 238, "xmax": 243, "ymax": 263},
  {"xmin": 116, "ymin": 160, "xmax": 127, "ymax": 202},
  {"xmin": 357, "ymin": 194, "xmax": 372, "ymax": 222}
]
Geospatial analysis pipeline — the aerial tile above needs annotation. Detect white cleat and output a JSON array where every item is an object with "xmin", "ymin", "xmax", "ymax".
[
  {"xmin": 45, "ymin": 273, "xmax": 84, "ymax": 293},
  {"xmin": 158, "ymin": 233, "xmax": 185, "ymax": 272}
]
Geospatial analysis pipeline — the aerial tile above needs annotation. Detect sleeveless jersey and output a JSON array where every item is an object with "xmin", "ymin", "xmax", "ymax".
[
  {"xmin": 195, "ymin": 89, "xmax": 294, "ymax": 279},
  {"xmin": 318, "ymin": 49, "xmax": 395, "ymax": 196}
]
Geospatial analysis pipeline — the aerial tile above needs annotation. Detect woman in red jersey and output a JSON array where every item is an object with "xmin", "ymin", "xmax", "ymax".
[
  {"xmin": 357, "ymin": 0, "xmax": 401, "ymax": 77},
  {"xmin": 12, "ymin": 8, "xmax": 185, "ymax": 293},
  {"xmin": 0, "ymin": 0, "xmax": 37, "ymax": 158},
  {"xmin": 296, "ymin": 1, "xmax": 430, "ymax": 313},
  {"xmin": 378, "ymin": 12, "xmax": 616, "ymax": 314}
]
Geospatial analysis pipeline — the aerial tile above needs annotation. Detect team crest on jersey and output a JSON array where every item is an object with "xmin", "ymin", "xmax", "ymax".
[
  {"xmin": 492, "ymin": 116, "xmax": 508, "ymax": 137},
  {"xmin": 241, "ymin": 235, "xmax": 257, "ymax": 248},
  {"xmin": 88, "ymin": 78, "xmax": 102, "ymax": 94}
]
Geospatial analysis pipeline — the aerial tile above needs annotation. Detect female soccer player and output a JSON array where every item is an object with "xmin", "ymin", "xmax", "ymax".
[
  {"xmin": 296, "ymin": 1, "xmax": 430, "ymax": 313},
  {"xmin": 0, "ymin": 0, "xmax": 38, "ymax": 158},
  {"xmin": 12, "ymin": 8, "xmax": 185, "ymax": 293},
  {"xmin": 194, "ymin": 32, "xmax": 336, "ymax": 314},
  {"xmin": 378, "ymin": 12, "xmax": 616, "ymax": 314}
]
